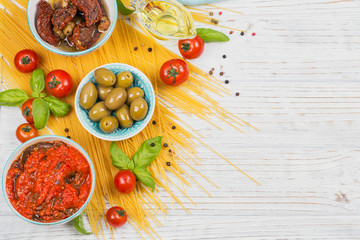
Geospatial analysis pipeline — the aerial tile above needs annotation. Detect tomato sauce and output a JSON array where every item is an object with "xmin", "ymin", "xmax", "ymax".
[{"xmin": 5, "ymin": 141, "xmax": 91, "ymax": 222}]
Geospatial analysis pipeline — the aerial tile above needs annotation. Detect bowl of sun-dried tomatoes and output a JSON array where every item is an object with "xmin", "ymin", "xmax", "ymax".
[{"xmin": 27, "ymin": 0, "xmax": 117, "ymax": 56}]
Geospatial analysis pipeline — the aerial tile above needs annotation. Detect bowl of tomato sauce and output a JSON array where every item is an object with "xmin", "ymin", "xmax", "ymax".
[{"xmin": 2, "ymin": 135, "xmax": 95, "ymax": 225}]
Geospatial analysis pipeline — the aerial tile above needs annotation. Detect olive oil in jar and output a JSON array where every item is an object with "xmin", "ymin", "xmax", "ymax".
[{"xmin": 133, "ymin": 0, "xmax": 196, "ymax": 40}]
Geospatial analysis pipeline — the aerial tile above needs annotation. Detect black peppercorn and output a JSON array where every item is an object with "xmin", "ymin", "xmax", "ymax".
[
  {"xmin": 163, "ymin": 143, "xmax": 168, "ymax": 148},
  {"xmin": 222, "ymin": 55, "xmax": 226, "ymax": 59},
  {"xmin": 64, "ymin": 128, "xmax": 69, "ymax": 133},
  {"xmin": 134, "ymin": 47, "xmax": 138, "ymax": 51},
  {"xmin": 152, "ymin": 120, "xmax": 156, "ymax": 125},
  {"xmin": 148, "ymin": 47, "xmax": 152, "ymax": 52},
  {"xmin": 172, "ymin": 126, "xmax": 176, "ymax": 129},
  {"xmin": 241, "ymin": 31, "xmax": 245, "ymax": 36},
  {"xmin": 225, "ymin": 80, "xmax": 229, "ymax": 84},
  {"xmin": 166, "ymin": 162, "xmax": 171, "ymax": 166},
  {"xmin": 235, "ymin": 92, "xmax": 240, "ymax": 96},
  {"xmin": 66, "ymin": 136, "xmax": 71, "ymax": 139},
  {"xmin": 169, "ymin": 149, "xmax": 172, "ymax": 153},
  {"xmin": 150, "ymin": 143, "xmax": 155, "ymax": 147}
]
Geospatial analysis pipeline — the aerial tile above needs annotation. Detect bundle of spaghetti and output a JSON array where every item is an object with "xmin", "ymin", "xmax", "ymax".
[{"xmin": 0, "ymin": 0, "xmax": 257, "ymax": 238}]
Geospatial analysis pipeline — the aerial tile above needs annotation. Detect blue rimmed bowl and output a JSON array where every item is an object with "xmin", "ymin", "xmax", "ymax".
[
  {"xmin": 27, "ymin": 0, "xmax": 117, "ymax": 56},
  {"xmin": 2, "ymin": 135, "xmax": 96, "ymax": 225},
  {"xmin": 75, "ymin": 63, "xmax": 155, "ymax": 141}
]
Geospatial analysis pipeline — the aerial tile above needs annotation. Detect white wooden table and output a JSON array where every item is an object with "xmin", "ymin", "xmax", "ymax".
[{"xmin": 1, "ymin": 0, "xmax": 360, "ymax": 239}]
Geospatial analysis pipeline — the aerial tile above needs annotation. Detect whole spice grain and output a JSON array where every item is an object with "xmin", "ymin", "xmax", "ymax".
[
  {"xmin": 241, "ymin": 31, "xmax": 245, "ymax": 36},
  {"xmin": 150, "ymin": 143, "xmax": 155, "ymax": 147},
  {"xmin": 211, "ymin": 19, "xmax": 219, "ymax": 25},
  {"xmin": 209, "ymin": 12, "xmax": 214, "ymax": 16},
  {"xmin": 166, "ymin": 162, "xmax": 171, "ymax": 166},
  {"xmin": 220, "ymin": 72, "xmax": 224, "ymax": 76},
  {"xmin": 66, "ymin": 136, "xmax": 71, "ymax": 139},
  {"xmin": 225, "ymin": 80, "xmax": 229, "ymax": 84},
  {"xmin": 209, "ymin": 71, "xmax": 213, "ymax": 75},
  {"xmin": 148, "ymin": 47, "xmax": 152, "ymax": 52},
  {"xmin": 235, "ymin": 92, "xmax": 240, "ymax": 96},
  {"xmin": 222, "ymin": 55, "xmax": 226, "ymax": 59},
  {"xmin": 163, "ymin": 143, "xmax": 168, "ymax": 148},
  {"xmin": 134, "ymin": 47, "xmax": 138, "ymax": 51},
  {"xmin": 64, "ymin": 128, "xmax": 69, "ymax": 133},
  {"xmin": 172, "ymin": 126, "xmax": 176, "ymax": 130},
  {"xmin": 152, "ymin": 120, "xmax": 156, "ymax": 125}
]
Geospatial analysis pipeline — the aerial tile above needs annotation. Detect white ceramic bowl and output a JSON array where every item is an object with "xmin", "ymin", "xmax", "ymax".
[
  {"xmin": 2, "ymin": 135, "xmax": 96, "ymax": 225},
  {"xmin": 27, "ymin": 0, "xmax": 117, "ymax": 56},
  {"xmin": 75, "ymin": 63, "xmax": 156, "ymax": 141}
]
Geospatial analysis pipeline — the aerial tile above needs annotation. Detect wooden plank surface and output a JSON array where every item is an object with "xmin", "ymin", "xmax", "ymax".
[{"xmin": 1, "ymin": 0, "xmax": 360, "ymax": 239}]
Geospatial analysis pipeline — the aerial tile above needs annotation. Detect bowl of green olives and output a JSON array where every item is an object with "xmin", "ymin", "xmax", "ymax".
[{"xmin": 74, "ymin": 63, "xmax": 155, "ymax": 141}]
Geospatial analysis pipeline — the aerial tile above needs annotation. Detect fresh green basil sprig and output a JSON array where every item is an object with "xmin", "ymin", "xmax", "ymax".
[
  {"xmin": 110, "ymin": 136, "xmax": 163, "ymax": 191},
  {"xmin": 0, "ymin": 69, "xmax": 71, "ymax": 129},
  {"xmin": 30, "ymin": 69, "xmax": 45, "ymax": 96},
  {"xmin": 73, "ymin": 213, "xmax": 92, "ymax": 235},
  {"xmin": 196, "ymin": 28, "xmax": 230, "ymax": 42}
]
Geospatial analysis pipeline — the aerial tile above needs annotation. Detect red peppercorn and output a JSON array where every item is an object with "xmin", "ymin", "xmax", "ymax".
[
  {"xmin": 219, "ymin": 11, "xmax": 222, "ymax": 15},
  {"xmin": 230, "ymin": 31, "xmax": 233, "ymax": 34},
  {"xmin": 252, "ymin": 33, "xmax": 256, "ymax": 36}
]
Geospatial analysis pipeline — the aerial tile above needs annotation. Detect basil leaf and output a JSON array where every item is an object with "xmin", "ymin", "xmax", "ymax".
[
  {"xmin": 117, "ymin": 0, "xmax": 135, "ymax": 15},
  {"xmin": 132, "ymin": 136, "xmax": 163, "ymax": 169},
  {"xmin": 127, "ymin": 161, "xmax": 135, "ymax": 170},
  {"xmin": 39, "ymin": 93, "xmax": 47, "ymax": 98},
  {"xmin": 133, "ymin": 168, "xmax": 155, "ymax": 191},
  {"xmin": 110, "ymin": 142, "xmax": 130, "ymax": 170},
  {"xmin": 196, "ymin": 28, "xmax": 230, "ymax": 42},
  {"xmin": 32, "ymin": 98, "xmax": 50, "ymax": 130},
  {"xmin": 44, "ymin": 96, "xmax": 71, "ymax": 117},
  {"xmin": 0, "ymin": 89, "xmax": 29, "ymax": 106},
  {"xmin": 73, "ymin": 213, "xmax": 92, "ymax": 235},
  {"xmin": 30, "ymin": 69, "xmax": 45, "ymax": 93},
  {"xmin": 31, "ymin": 92, "xmax": 40, "ymax": 98}
]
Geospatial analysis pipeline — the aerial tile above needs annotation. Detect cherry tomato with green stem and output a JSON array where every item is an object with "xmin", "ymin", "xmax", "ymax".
[
  {"xmin": 16, "ymin": 123, "xmax": 39, "ymax": 143},
  {"xmin": 106, "ymin": 206, "xmax": 127, "ymax": 228},
  {"xmin": 21, "ymin": 99, "xmax": 34, "ymax": 124},
  {"xmin": 14, "ymin": 49, "xmax": 39, "ymax": 73},
  {"xmin": 178, "ymin": 35, "xmax": 204, "ymax": 59},
  {"xmin": 160, "ymin": 59, "xmax": 189, "ymax": 86},
  {"xmin": 45, "ymin": 70, "xmax": 73, "ymax": 98}
]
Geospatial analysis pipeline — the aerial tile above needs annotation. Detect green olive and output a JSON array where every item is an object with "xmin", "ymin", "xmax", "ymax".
[
  {"xmin": 105, "ymin": 87, "xmax": 127, "ymax": 110},
  {"xmin": 79, "ymin": 81, "xmax": 98, "ymax": 109},
  {"xmin": 97, "ymin": 85, "xmax": 113, "ymax": 101},
  {"xmin": 115, "ymin": 105, "xmax": 133, "ymax": 128},
  {"xmin": 88, "ymin": 101, "xmax": 111, "ymax": 122},
  {"xmin": 130, "ymin": 97, "xmax": 148, "ymax": 121},
  {"xmin": 94, "ymin": 68, "xmax": 116, "ymax": 86},
  {"xmin": 99, "ymin": 116, "xmax": 119, "ymax": 133},
  {"xmin": 126, "ymin": 87, "xmax": 144, "ymax": 105},
  {"xmin": 116, "ymin": 71, "xmax": 133, "ymax": 88}
]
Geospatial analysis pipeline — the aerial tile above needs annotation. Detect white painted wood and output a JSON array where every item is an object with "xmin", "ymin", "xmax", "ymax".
[{"xmin": 1, "ymin": 0, "xmax": 360, "ymax": 239}]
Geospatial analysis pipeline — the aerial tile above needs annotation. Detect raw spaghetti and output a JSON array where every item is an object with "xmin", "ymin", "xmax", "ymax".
[{"xmin": 0, "ymin": 0, "xmax": 258, "ymax": 238}]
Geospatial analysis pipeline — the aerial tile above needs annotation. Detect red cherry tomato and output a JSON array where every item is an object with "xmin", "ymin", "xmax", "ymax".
[
  {"xmin": 21, "ymin": 99, "xmax": 34, "ymax": 124},
  {"xmin": 160, "ymin": 59, "xmax": 189, "ymax": 86},
  {"xmin": 14, "ymin": 49, "xmax": 39, "ymax": 73},
  {"xmin": 16, "ymin": 123, "xmax": 39, "ymax": 143},
  {"xmin": 45, "ymin": 70, "xmax": 73, "ymax": 98},
  {"xmin": 114, "ymin": 170, "xmax": 136, "ymax": 194},
  {"xmin": 106, "ymin": 206, "xmax": 127, "ymax": 228},
  {"xmin": 178, "ymin": 35, "xmax": 204, "ymax": 59}
]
